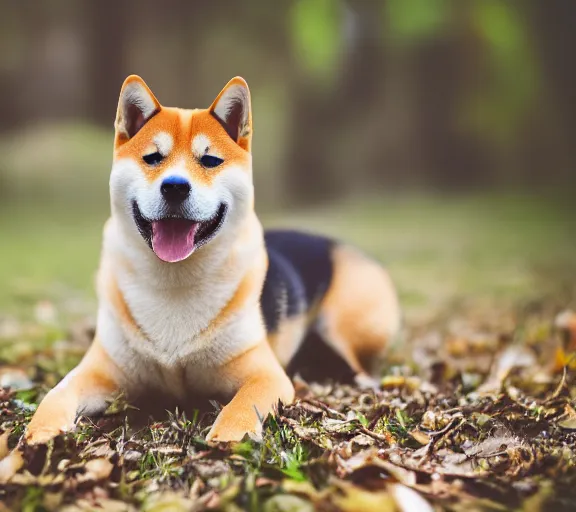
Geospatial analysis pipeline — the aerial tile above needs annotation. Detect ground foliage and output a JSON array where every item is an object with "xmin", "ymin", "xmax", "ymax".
[{"xmin": 1, "ymin": 292, "xmax": 576, "ymax": 512}]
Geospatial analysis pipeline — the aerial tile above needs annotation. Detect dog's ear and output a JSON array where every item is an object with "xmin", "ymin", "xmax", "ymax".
[
  {"xmin": 209, "ymin": 77, "xmax": 252, "ymax": 152},
  {"xmin": 115, "ymin": 75, "xmax": 161, "ymax": 143}
]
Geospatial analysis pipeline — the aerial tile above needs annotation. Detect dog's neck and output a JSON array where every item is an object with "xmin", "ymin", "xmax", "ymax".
[{"xmin": 97, "ymin": 208, "xmax": 267, "ymax": 367}]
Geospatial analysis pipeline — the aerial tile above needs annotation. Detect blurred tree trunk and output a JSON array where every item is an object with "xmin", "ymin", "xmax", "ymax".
[
  {"xmin": 0, "ymin": 2, "xmax": 47, "ymax": 133},
  {"xmin": 526, "ymin": 0, "xmax": 576, "ymax": 185},
  {"xmin": 285, "ymin": 0, "xmax": 386, "ymax": 205},
  {"xmin": 0, "ymin": 77, "xmax": 18, "ymax": 134},
  {"xmin": 412, "ymin": 5, "xmax": 490, "ymax": 190},
  {"xmin": 284, "ymin": 88, "xmax": 341, "ymax": 204},
  {"xmin": 413, "ymin": 40, "xmax": 488, "ymax": 189},
  {"xmin": 84, "ymin": 0, "xmax": 130, "ymax": 126}
]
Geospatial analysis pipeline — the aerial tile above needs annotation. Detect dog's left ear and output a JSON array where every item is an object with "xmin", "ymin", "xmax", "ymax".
[{"xmin": 209, "ymin": 77, "xmax": 252, "ymax": 152}]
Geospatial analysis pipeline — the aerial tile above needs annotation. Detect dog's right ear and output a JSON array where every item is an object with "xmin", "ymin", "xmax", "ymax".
[{"xmin": 115, "ymin": 75, "xmax": 161, "ymax": 144}]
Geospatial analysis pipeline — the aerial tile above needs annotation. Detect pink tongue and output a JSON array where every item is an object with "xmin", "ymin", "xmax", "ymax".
[{"xmin": 151, "ymin": 219, "xmax": 198, "ymax": 263}]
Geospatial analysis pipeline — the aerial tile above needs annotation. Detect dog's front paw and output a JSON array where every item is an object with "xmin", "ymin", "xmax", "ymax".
[
  {"xmin": 25, "ymin": 402, "xmax": 76, "ymax": 445},
  {"xmin": 25, "ymin": 424, "xmax": 72, "ymax": 445},
  {"xmin": 205, "ymin": 408, "xmax": 262, "ymax": 446},
  {"xmin": 205, "ymin": 425, "xmax": 262, "ymax": 446}
]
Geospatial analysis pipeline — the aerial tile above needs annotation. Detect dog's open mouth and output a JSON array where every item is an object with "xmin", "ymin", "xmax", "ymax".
[{"xmin": 132, "ymin": 201, "xmax": 228, "ymax": 263}]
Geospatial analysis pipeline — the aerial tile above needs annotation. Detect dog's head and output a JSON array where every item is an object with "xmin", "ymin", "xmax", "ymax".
[{"xmin": 110, "ymin": 76, "xmax": 253, "ymax": 263}]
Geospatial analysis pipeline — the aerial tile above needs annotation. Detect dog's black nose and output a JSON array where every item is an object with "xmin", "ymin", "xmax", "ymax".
[{"xmin": 161, "ymin": 176, "xmax": 191, "ymax": 203}]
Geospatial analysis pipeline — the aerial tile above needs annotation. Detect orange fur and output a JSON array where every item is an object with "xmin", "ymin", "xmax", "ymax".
[
  {"xmin": 115, "ymin": 108, "xmax": 249, "ymax": 185},
  {"xmin": 114, "ymin": 76, "xmax": 251, "ymax": 187},
  {"xmin": 25, "ymin": 338, "xmax": 121, "ymax": 445},
  {"xmin": 206, "ymin": 341, "xmax": 294, "ymax": 443},
  {"xmin": 267, "ymin": 313, "xmax": 308, "ymax": 368},
  {"xmin": 107, "ymin": 275, "xmax": 141, "ymax": 335},
  {"xmin": 319, "ymin": 245, "xmax": 400, "ymax": 376}
]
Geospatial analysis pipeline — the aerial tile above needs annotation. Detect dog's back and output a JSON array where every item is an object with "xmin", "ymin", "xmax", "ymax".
[
  {"xmin": 263, "ymin": 229, "xmax": 400, "ymax": 381},
  {"xmin": 262, "ymin": 230, "xmax": 334, "ymax": 331}
]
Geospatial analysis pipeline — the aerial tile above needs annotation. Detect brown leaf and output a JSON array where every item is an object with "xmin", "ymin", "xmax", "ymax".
[
  {"xmin": 83, "ymin": 458, "xmax": 113, "ymax": 481},
  {"xmin": 462, "ymin": 429, "xmax": 522, "ymax": 458},
  {"xmin": 333, "ymin": 480, "xmax": 396, "ymax": 512},
  {"xmin": 409, "ymin": 430, "xmax": 431, "ymax": 446},
  {"xmin": 558, "ymin": 404, "xmax": 576, "ymax": 430},
  {"xmin": 478, "ymin": 345, "xmax": 537, "ymax": 393}
]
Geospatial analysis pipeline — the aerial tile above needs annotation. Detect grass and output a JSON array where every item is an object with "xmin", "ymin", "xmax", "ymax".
[{"xmin": 0, "ymin": 192, "xmax": 576, "ymax": 510}]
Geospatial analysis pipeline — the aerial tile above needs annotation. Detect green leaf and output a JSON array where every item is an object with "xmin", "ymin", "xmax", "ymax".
[
  {"xmin": 290, "ymin": 0, "xmax": 343, "ymax": 82},
  {"xmin": 463, "ymin": 0, "xmax": 539, "ymax": 143},
  {"xmin": 386, "ymin": 0, "xmax": 449, "ymax": 44}
]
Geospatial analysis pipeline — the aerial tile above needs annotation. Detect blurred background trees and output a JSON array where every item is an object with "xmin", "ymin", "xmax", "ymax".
[
  {"xmin": 0, "ymin": 0, "xmax": 574, "ymax": 209},
  {"xmin": 0, "ymin": 0, "xmax": 575, "ymax": 317}
]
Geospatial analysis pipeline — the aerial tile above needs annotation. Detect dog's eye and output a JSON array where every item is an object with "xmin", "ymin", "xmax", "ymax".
[
  {"xmin": 143, "ymin": 152, "xmax": 164, "ymax": 166},
  {"xmin": 200, "ymin": 155, "xmax": 224, "ymax": 168}
]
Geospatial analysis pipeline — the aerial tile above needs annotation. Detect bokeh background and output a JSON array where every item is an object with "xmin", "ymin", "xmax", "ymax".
[{"xmin": 0, "ymin": 0, "xmax": 575, "ymax": 325}]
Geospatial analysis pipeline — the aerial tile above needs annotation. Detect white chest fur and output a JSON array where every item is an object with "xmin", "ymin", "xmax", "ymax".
[{"xmin": 96, "ymin": 215, "xmax": 267, "ymax": 389}]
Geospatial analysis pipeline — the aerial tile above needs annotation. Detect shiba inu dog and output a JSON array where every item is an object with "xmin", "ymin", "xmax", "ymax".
[{"xmin": 15, "ymin": 76, "xmax": 401, "ymax": 449}]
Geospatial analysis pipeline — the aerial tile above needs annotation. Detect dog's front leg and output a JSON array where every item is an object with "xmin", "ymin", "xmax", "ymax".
[
  {"xmin": 206, "ymin": 341, "xmax": 294, "ymax": 444},
  {"xmin": 25, "ymin": 337, "xmax": 122, "ymax": 445}
]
